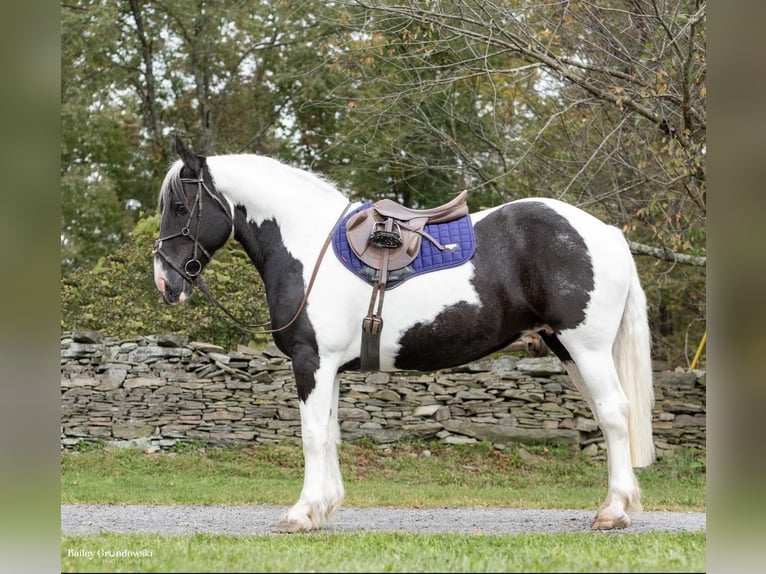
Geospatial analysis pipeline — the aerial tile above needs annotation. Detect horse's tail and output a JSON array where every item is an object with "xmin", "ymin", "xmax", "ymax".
[{"xmin": 613, "ymin": 251, "xmax": 656, "ymax": 468}]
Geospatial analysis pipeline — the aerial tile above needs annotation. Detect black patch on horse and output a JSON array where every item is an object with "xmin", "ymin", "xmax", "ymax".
[
  {"xmin": 233, "ymin": 207, "xmax": 320, "ymax": 402},
  {"xmin": 394, "ymin": 201, "xmax": 594, "ymax": 371}
]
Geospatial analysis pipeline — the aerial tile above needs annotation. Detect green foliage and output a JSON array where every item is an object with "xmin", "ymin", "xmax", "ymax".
[
  {"xmin": 634, "ymin": 253, "xmax": 706, "ymax": 366},
  {"xmin": 169, "ymin": 440, "xmax": 209, "ymax": 454},
  {"xmin": 69, "ymin": 439, "xmax": 106, "ymax": 453},
  {"xmin": 60, "ymin": 215, "xmax": 270, "ymax": 350},
  {"xmin": 61, "ymin": 0, "xmax": 320, "ymax": 271},
  {"xmin": 60, "ymin": 166, "xmax": 134, "ymax": 270},
  {"xmin": 61, "ymin": 1, "xmax": 166, "ymax": 272},
  {"xmin": 319, "ymin": 7, "xmax": 517, "ymax": 209},
  {"xmin": 60, "ymin": 0, "xmax": 706, "ymax": 364}
]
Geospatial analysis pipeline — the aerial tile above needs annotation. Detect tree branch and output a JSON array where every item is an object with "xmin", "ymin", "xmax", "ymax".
[{"xmin": 628, "ymin": 240, "xmax": 706, "ymax": 266}]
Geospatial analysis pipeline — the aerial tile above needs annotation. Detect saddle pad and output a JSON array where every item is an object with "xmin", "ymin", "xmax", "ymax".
[{"xmin": 332, "ymin": 203, "xmax": 476, "ymax": 289}]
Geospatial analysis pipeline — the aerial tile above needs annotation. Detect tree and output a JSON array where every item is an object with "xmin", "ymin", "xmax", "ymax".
[
  {"xmin": 319, "ymin": 0, "xmax": 706, "ymax": 362},
  {"xmin": 60, "ymin": 0, "xmax": 706, "ymax": 364},
  {"xmin": 61, "ymin": 0, "xmax": 346, "ymax": 271},
  {"xmin": 330, "ymin": 0, "xmax": 705, "ymax": 256}
]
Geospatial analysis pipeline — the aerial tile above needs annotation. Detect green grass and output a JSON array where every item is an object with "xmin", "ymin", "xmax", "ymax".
[
  {"xmin": 61, "ymin": 441, "xmax": 706, "ymax": 572},
  {"xmin": 61, "ymin": 440, "xmax": 706, "ymax": 511},
  {"xmin": 61, "ymin": 531, "xmax": 706, "ymax": 573}
]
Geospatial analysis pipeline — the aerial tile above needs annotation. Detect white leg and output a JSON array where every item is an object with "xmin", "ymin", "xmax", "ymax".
[
  {"xmin": 560, "ymin": 343, "xmax": 641, "ymax": 530},
  {"xmin": 274, "ymin": 361, "xmax": 345, "ymax": 532},
  {"xmin": 561, "ymin": 360, "xmax": 596, "ymax": 414}
]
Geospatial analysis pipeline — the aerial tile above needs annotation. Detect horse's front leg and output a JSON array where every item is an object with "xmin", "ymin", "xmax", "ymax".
[{"xmin": 274, "ymin": 356, "xmax": 344, "ymax": 533}]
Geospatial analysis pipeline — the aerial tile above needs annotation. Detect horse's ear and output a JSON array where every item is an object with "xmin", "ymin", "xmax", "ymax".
[{"xmin": 173, "ymin": 135, "xmax": 200, "ymax": 171}]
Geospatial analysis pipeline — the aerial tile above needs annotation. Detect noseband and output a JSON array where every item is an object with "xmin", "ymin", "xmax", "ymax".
[{"xmin": 152, "ymin": 167, "xmax": 233, "ymax": 285}]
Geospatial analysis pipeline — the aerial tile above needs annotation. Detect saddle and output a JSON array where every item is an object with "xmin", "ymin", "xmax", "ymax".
[{"xmin": 345, "ymin": 190, "xmax": 469, "ymax": 371}]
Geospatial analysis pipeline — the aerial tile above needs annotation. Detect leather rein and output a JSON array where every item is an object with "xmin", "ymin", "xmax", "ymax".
[{"xmin": 152, "ymin": 168, "xmax": 351, "ymax": 335}]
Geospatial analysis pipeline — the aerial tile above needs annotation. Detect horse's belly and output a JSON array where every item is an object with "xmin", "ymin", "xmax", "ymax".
[
  {"xmin": 378, "ymin": 263, "xmax": 520, "ymax": 372},
  {"xmin": 386, "ymin": 300, "xmax": 523, "ymax": 372}
]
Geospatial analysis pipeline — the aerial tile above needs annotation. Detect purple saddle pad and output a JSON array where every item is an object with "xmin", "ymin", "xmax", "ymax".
[{"xmin": 332, "ymin": 203, "xmax": 476, "ymax": 289}]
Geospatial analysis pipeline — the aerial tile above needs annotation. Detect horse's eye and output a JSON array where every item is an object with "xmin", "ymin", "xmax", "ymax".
[{"xmin": 174, "ymin": 202, "xmax": 188, "ymax": 216}]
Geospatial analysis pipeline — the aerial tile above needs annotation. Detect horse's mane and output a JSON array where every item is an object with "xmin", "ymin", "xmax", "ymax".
[
  {"xmin": 206, "ymin": 154, "xmax": 346, "ymax": 204},
  {"xmin": 158, "ymin": 160, "xmax": 185, "ymax": 213},
  {"xmin": 158, "ymin": 154, "xmax": 346, "ymax": 216}
]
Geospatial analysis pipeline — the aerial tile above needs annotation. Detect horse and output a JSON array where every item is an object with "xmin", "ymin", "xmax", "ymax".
[{"xmin": 152, "ymin": 136, "xmax": 655, "ymax": 532}]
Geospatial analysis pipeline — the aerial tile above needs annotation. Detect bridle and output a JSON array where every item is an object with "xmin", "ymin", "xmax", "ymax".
[
  {"xmin": 153, "ymin": 167, "xmax": 233, "ymax": 285},
  {"xmin": 152, "ymin": 166, "xmax": 352, "ymax": 335}
]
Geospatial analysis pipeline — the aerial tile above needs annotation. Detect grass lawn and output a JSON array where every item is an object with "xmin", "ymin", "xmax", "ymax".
[
  {"xmin": 61, "ymin": 531, "xmax": 706, "ymax": 573},
  {"xmin": 61, "ymin": 440, "xmax": 706, "ymax": 511},
  {"xmin": 61, "ymin": 440, "xmax": 706, "ymax": 572}
]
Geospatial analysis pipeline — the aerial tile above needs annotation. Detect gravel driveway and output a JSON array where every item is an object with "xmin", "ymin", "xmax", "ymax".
[{"xmin": 62, "ymin": 504, "xmax": 705, "ymax": 536}]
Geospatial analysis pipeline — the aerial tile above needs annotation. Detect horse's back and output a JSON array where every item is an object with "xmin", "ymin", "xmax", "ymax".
[
  {"xmin": 478, "ymin": 197, "xmax": 625, "ymax": 244},
  {"xmin": 477, "ymin": 197, "xmax": 633, "ymax": 280}
]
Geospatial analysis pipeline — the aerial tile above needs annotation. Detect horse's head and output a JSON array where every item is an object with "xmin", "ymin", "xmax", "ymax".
[{"xmin": 153, "ymin": 136, "xmax": 233, "ymax": 304}]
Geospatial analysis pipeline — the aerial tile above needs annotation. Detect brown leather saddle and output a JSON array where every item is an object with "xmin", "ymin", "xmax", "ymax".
[{"xmin": 345, "ymin": 190, "xmax": 469, "ymax": 371}]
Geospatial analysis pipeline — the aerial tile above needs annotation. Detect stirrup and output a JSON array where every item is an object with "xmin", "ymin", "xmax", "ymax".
[{"xmin": 369, "ymin": 221, "xmax": 403, "ymax": 248}]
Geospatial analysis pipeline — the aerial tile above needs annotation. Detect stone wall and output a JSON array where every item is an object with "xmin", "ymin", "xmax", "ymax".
[{"xmin": 60, "ymin": 332, "xmax": 706, "ymax": 455}]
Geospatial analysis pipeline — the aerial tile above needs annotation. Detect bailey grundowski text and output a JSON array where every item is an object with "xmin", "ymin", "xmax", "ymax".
[{"xmin": 66, "ymin": 548, "xmax": 154, "ymax": 560}]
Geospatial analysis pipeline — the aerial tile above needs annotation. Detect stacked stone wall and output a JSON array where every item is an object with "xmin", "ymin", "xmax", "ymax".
[{"xmin": 61, "ymin": 332, "xmax": 706, "ymax": 455}]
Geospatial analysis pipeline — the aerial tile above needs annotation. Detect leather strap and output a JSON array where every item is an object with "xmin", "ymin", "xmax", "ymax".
[
  {"xmin": 195, "ymin": 201, "xmax": 352, "ymax": 336},
  {"xmin": 360, "ymin": 218, "xmax": 394, "ymax": 371},
  {"xmin": 260, "ymin": 201, "xmax": 353, "ymax": 334}
]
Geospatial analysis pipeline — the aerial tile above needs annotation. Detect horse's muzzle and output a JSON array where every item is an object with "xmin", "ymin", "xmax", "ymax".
[
  {"xmin": 154, "ymin": 259, "xmax": 190, "ymax": 304},
  {"xmin": 158, "ymin": 283, "xmax": 189, "ymax": 305}
]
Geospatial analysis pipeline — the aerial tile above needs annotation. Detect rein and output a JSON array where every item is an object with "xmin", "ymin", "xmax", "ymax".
[
  {"xmin": 153, "ymin": 169, "xmax": 352, "ymax": 335},
  {"xmin": 197, "ymin": 201, "xmax": 352, "ymax": 335}
]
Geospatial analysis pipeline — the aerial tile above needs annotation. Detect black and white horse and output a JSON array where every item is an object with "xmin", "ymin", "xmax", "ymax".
[{"xmin": 153, "ymin": 137, "xmax": 655, "ymax": 532}]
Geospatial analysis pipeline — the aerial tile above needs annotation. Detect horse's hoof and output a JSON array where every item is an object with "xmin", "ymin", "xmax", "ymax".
[
  {"xmin": 271, "ymin": 512, "xmax": 312, "ymax": 534},
  {"xmin": 591, "ymin": 512, "xmax": 631, "ymax": 530},
  {"xmin": 273, "ymin": 516, "xmax": 312, "ymax": 533}
]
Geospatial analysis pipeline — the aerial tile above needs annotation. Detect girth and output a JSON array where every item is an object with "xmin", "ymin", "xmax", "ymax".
[{"xmin": 345, "ymin": 190, "xmax": 469, "ymax": 371}]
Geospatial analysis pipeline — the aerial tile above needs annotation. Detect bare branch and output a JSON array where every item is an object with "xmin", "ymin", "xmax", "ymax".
[{"xmin": 628, "ymin": 240, "xmax": 706, "ymax": 266}]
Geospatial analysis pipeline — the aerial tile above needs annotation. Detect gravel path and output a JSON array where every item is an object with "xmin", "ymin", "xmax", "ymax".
[{"xmin": 62, "ymin": 504, "xmax": 705, "ymax": 536}]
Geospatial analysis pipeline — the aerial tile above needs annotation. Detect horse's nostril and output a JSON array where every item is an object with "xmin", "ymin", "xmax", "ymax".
[{"xmin": 160, "ymin": 282, "xmax": 181, "ymax": 304}]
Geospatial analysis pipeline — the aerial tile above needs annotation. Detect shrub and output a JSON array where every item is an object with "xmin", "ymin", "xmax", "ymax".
[{"xmin": 61, "ymin": 214, "xmax": 271, "ymax": 350}]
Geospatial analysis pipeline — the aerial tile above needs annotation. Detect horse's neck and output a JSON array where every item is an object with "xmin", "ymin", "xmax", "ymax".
[{"xmin": 210, "ymin": 154, "xmax": 348, "ymax": 269}]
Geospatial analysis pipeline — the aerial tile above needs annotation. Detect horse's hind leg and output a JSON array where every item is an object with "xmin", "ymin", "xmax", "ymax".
[
  {"xmin": 274, "ymin": 358, "xmax": 345, "ymax": 533},
  {"xmin": 555, "ymin": 336, "xmax": 640, "ymax": 530}
]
